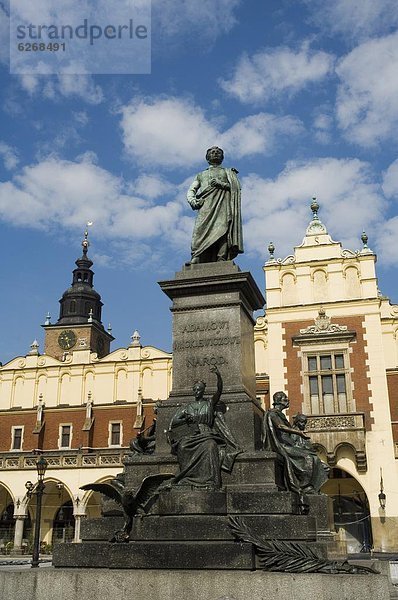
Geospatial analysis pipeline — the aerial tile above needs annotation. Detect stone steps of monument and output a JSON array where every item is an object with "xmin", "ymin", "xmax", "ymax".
[
  {"xmin": 53, "ymin": 540, "xmax": 256, "ymax": 570},
  {"xmin": 53, "ymin": 538, "xmax": 334, "ymax": 570},
  {"xmin": 80, "ymin": 514, "xmax": 318, "ymax": 543},
  {"xmin": 225, "ymin": 451, "xmax": 284, "ymax": 487},
  {"xmin": 53, "ymin": 541, "xmax": 255, "ymax": 570},
  {"xmin": 152, "ymin": 486, "xmax": 299, "ymax": 515},
  {"xmin": 226, "ymin": 487, "xmax": 299, "ymax": 513},
  {"xmin": 131, "ymin": 514, "xmax": 318, "ymax": 542},
  {"xmin": 124, "ymin": 451, "xmax": 284, "ymax": 490}
]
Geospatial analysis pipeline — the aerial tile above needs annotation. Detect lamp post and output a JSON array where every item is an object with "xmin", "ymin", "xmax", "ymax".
[
  {"xmin": 31, "ymin": 456, "xmax": 48, "ymax": 568},
  {"xmin": 378, "ymin": 467, "xmax": 386, "ymax": 511}
]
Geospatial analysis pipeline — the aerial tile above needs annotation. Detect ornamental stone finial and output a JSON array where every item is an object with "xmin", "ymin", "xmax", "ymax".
[
  {"xmin": 361, "ymin": 231, "xmax": 368, "ymax": 249},
  {"xmin": 310, "ymin": 197, "xmax": 319, "ymax": 220},
  {"xmin": 82, "ymin": 221, "xmax": 93, "ymax": 256},
  {"xmin": 131, "ymin": 330, "xmax": 141, "ymax": 347},
  {"xmin": 306, "ymin": 197, "xmax": 327, "ymax": 237},
  {"xmin": 268, "ymin": 241, "xmax": 275, "ymax": 260},
  {"xmin": 29, "ymin": 339, "xmax": 40, "ymax": 355}
]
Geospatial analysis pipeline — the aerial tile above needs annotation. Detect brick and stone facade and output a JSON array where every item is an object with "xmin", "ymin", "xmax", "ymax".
[{"xmin": 254, "ymin": 203, "xmax": 398, "ymax": 553}]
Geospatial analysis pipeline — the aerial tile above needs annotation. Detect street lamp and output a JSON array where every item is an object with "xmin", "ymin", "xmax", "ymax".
[
  {"xmin": 31, "ymin": 456, "xmax": 48, "ymax": 568},
  {"xmin": 378, "ymin": 467, "xmax": 386, "ymax": 511}
]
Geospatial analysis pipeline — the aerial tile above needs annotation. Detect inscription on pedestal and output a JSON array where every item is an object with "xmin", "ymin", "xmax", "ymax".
[
  {"xmin": 160, "ymin": 263, "xmax": 264, "ymax": 396},
  {"xmin": 174, "ymin": 315, "xmax": 241, "ymax": 373}
]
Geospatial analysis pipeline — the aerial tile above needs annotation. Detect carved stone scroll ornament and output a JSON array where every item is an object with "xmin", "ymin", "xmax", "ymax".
[
  {"xmin": 229, "ymin": 517, "xmax": 379, "ymax": 574},
  {"xmin": 305, "ymin": 415, "xmax": 356, "ymax": 430},
  {"xmin": 299, "ymin": 307, "xmax": 348, "ymax": 335}
]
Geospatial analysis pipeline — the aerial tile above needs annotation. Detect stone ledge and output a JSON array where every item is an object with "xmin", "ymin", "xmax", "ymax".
[{"xmin": 0, "ymin": 568, "xmax": 390, "ymax": 600}]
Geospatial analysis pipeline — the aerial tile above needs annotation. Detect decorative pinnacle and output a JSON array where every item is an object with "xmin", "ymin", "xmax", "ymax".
[
  {"xmin": 82, "ymin": 221, "xmax": 93, "ymax": 256},
  {"xmin": 310, "ymin": 197, "xmax": 319, "ymax": 220},
  {"xmin": 268, "ymin": 241, "xmax": 275, "ymax": 259},
  {"xmin": 88, "ymin": 308, "xmax": 93, "ymax": 323},
  {"xmin": 361, "ymin": 230, "xmax": 368, "ymax": 249},
  {"xmin": 131, "ymin": 329, "xmax": 141, "ymax": 347},
  {"xmin": 107, "ymin": 323, "xmax": 112, "ymax": 334},
  {"xmin": 44, "ymin": 312, "xmax": 51, "ymax": 326},
  {"xmin": 29, "ymin": 339, "xmax": 39, "ymax": 355}
]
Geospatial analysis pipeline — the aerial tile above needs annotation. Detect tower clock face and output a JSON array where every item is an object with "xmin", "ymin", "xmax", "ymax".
[{"xmin": 58, "ymin": 330, "xmax": 77, "ymax": 350}]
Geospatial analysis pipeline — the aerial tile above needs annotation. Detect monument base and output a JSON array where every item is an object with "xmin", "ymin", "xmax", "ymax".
[{"xmin": 0, "ymin": 568, "xmax": 390, "ymax": 600}]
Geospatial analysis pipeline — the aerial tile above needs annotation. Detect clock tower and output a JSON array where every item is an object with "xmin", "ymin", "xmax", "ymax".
[{"xmin": 43, "ymin": 229, "xmax": 114, "ymax": 360}]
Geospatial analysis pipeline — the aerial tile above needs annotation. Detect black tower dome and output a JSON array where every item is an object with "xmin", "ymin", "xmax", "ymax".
[{"xmin": 57, "ymin": 229, "xmax": 103, "ymax": 326}]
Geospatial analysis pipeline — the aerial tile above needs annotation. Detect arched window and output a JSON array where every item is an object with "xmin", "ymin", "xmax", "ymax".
[
  {"xmin": 0, "ymin": 501, "xmax": 14, "ymax": 546},
  {"xmin": 345, "ymin": 267, "xmax": 361, "ymax": 299},
  {"xmin": 281, "ymin": 272, "xmax": 297, "ymax": 305},
  {"xmin": 322, "ymin": 468, "xmax": 372, "ymax": 554},
  {"xmin": 52, "ymin": 501, "xmax": 75, "ymax": 545},
  {"xmin": 313, "ymin": 269, "xmax": 328, "ymax": 302}
]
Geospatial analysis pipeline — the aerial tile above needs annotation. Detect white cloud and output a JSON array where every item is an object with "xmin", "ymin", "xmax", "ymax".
[
  {"xmin": 120, "ymin": 97, "xmax": 302, "ymax": 168},
  {"xmin": 120, "ymin": 98, "xmax": 217, "ymax": 168},
  {"xmin": 377, "ymin": 216, "xmax": 398, "ymax": 268},
  {"xmin": 19, "ymin": 74, "xmax": 39, "ymax": 95},
  {"xmin": 19, "ymin": 73, "xmax": 103, "ymax": 105},
  {"xmin": 382, "ymin": 159, "xmax": 398, "ymax": 199},
  {"xmin": 132, "ymin": 174, "xmax": 175, "ymax": 200},
  {"xmin": 0, "ymin": 142, "xmax": 19, "ymax": 170},
  {"xmin": 0, "ymin": 3, "xmax": 9, "ymax": 66},
  {"xmin": 0, "ymin": 153, "xmax": 395, "ymax": 269},
  {"xmin": 241, "ymin": 158, "xmax": 385, "ymax": 259},
  {"xmin": 73, "ymin": 111, "xmax": 89, "ymax": 126},
  {"xmin": 220, "ymin": 43, "xmax": 334, "ymax": 104},
  {"xmin": 305, "ymin": 0, "xmax": 398, "ymax": 41},
  {"xmin": 335, "ymin": 32, "xmax": 398, "ymax": 146},
  {"xmin": 152, "ymin": 0, "xmax": 241, "ymax": 44},
  {"xmin": 312, "ymin": 112, "xmax": 333, "ymax": 145},
  {"xmin": 0, "ymin": 155, "xmax": 191, "ymax": 266},
  {"xmin": 221, "ymin": 113, "xmax": 303, "ymax": 157}
]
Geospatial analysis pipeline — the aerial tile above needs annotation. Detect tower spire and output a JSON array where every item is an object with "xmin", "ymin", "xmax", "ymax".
[
  {"xmin": 82, "ymin": 223, "xmax": 91, "ymax": 257},
  {"xmin": 42, "ymin": 224, "xmax": 114, "ymax": 360},
  {"xmin": 56, "ymin": 225, "xmax": 102, "ymax": 326}
]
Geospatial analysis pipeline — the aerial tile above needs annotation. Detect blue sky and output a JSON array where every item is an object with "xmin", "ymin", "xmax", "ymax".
[{"xmin": 1, "ymin": 0, "xmax": 398, "ymax": 364}]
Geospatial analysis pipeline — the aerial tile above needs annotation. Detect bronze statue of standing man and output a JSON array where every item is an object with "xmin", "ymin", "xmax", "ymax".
[{"xmin": 187, "ymin": 147, "xmax": 243, "ymax": 264}]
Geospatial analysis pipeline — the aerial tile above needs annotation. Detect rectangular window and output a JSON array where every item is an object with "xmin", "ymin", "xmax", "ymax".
[
  {"xmin": 109, "ymin": 422, "xmax": 122, "ymax": 447},
  {"xmin": 11, "ymin": 426, "xmax": 23, "ymax": 451},
  {"xmin": 59, "ymin": 424, "xmax": 72, "ymax": 449},
  {"xmin": 304, "ymin": 352, "xmax": 350, "ymax": 414}
]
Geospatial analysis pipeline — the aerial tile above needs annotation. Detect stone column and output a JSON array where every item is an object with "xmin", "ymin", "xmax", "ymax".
[
  {"xmin": 73, "ymin": 509, "xmax": 87, "ymax": 543},
  {"xmin": 73, "ymin": 515, "xmax": 82, "ymax": 543},
  {"xmin": 11, "ymin": 516, "xmax": 26, "ymax": 555}
]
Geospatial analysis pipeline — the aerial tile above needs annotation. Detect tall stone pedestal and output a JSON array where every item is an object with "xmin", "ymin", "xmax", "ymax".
[{"xmin": 157, "ymin": 261, "xmax": 265, "ymax": 453}]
